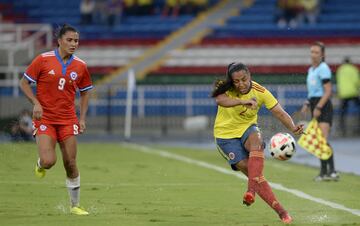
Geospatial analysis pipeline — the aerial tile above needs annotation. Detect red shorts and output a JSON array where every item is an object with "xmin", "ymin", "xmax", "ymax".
[{"xmin": 33, "ymin": 121, "xmax": 80, "ymax": 142}]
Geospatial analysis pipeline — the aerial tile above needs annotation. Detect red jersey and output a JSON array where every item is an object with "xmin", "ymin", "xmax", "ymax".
[{"xmin": 24, "ymin": 49, "xmax": 93, "ymax": 125}]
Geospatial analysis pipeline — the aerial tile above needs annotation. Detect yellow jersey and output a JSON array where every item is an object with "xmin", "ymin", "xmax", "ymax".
[{"xmin": 214, "ymin": 81, "xmax": 278, "ymax": 138}]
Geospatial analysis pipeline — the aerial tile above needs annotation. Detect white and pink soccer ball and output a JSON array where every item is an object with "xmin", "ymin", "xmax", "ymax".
[{"xmin": 269, "ymin": 133, "xmax": 296, "ymax": 161}]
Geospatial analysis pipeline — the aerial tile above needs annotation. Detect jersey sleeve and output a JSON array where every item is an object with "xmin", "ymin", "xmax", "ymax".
[
  {"xmin": 262, "ymin": 88, "xmax": 278, "ymax": 109},
  {"xmin": 319, "ymin": 64, "xmax": 332, "ymax": 80},
  {"xmin": 77, "ymin": 65, "xmax": 93, "ymax": 92},
  {"xmin": 24, "ymin": 55, "xmax": 42, "ymax": 83}
]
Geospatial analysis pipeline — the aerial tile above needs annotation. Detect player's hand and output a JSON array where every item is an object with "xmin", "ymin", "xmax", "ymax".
[
  {"xmin": 79, "ymin": 119, "xmax": 86, "ymax": 133},
  {"xmin": 243, "ymin": 98, "xmax": 257, "ymax": 110},
  {"xmin": 33, "ymin": 103, "xmax": 43, "ymax": 120},
  {"xmin": 292, "ymin": 124, "xmax": 304, "ymax": 136}
]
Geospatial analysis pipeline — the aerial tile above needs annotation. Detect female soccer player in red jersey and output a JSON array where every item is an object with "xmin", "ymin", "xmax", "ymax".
[
  {"xmin": 212, "ymin": 62, "xmax": 304, "ymax": 224},
  {"xmin": 20, "ymin": 24, "xmax": 93, "ymax": 215}
]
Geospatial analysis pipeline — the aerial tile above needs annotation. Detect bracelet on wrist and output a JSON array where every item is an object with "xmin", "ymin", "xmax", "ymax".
[{"xmin": 315, "ymin": 106, "xmax": 322, "ymax": 110}]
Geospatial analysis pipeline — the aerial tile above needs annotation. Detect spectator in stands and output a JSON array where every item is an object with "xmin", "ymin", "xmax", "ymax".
[
  {"xmin": 162, "ymin": 0, "xmax": 181, "ymax": 17},
  {"xmin": 275, "ymin": 0, "xmax": 303, "ymax": 28},
  {"xmin": 10, "ymin": 109, "xmax": 33, "ymax": 142},
  {"xmin": 336, "ymin": 57, "xmax": 360, "ymax": 136},
  {"xmin": 301, "ymin": 41, "xmax": 339, "ymax": 181},
  {"xmin": 299, "ymin": 0, "xmax": 319, "ymax": 25},
  {"xmin": 107, "ymin": 0, "xmax": 123, "ymax": 27},
  {"xmin": 80, "ymin": 0, "xmax": 95, "ymax": 25},
  {"xmin": 93, "ymin": 0, "xmax": 108, "ymax": 25}
]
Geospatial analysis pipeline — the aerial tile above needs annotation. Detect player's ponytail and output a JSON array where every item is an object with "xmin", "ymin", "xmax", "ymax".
[{"xmin": 211, "ymin": 62, "xmax": 250, "ymax": 97}]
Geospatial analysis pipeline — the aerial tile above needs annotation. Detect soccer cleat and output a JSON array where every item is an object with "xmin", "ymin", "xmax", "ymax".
[
  {"xmin": 280, "ymin": 212, "xmax": 293, "ymax": 224},
  {"xmin": 70, "ymin": 206, "xmax": 89, "ymax": 216},
  {"xmin": 34, "ymin": 163, "xmax": 46, "ymax": 178},
  {"xmin": 329, "ymin": 172, "xmax": 340, "ymax": 181},
  {"xmin": 243, "ymin": 192, "xmax": 255, "ymax": 206}
]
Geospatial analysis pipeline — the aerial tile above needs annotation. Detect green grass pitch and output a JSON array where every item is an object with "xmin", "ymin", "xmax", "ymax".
[{"xmin": 1, "ymin": 142, "xmax": 360, "ymax": 226}]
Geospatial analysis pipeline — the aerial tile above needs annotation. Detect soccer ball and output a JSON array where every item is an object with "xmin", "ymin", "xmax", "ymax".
[{"xmin": 269, "ymin": 133, "xmax": 296, "ymax": 161}]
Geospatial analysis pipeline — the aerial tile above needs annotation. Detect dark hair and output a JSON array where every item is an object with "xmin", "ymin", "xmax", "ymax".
[
  {"xmin": 211, "ymin": 62, "xmax": 250, "ymax": 97},
  {"xmin": 312, "ymin": 41, "xmax": 325, "ymax": 62},
  {"xmin": 55, "ymin": 24, "xmax": 79, "ymax": 40}
]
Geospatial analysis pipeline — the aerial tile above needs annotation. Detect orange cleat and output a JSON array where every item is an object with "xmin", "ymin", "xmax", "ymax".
[
  {"xmin": 280, "ymin": 212, "xmax": 293, "ymax": 224},
  {"xmin": 242, "ymin": 192, "xmax": 255, "ymax": 206}
]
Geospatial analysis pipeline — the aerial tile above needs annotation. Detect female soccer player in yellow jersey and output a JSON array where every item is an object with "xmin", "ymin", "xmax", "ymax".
[{"xmin": 212, "ymin": 62, "xmax": 304, "ymax": 224}]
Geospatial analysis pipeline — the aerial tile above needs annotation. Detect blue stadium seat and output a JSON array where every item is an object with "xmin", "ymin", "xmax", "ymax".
[
  {"xmin": 8, "ymin": 0, "xmax": 196, "ymax": 40},
  {"xmin": 210, "ymin": 0, "xmax": 360, "ymax": 39}
]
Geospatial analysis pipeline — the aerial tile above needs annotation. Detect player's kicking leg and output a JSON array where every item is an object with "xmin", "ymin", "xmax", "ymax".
[
  {"xmin": 59, "ymin": 136, "xmax": 89, "ymax": 216},
  {"xmin": 245, "ymin": 132, "xmax": 293, "ymax": 224}
]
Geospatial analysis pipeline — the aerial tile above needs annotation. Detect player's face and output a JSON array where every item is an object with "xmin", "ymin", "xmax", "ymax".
[
  {"xmin": 58, "ymin": 31, "xmax": 79, "ymax": 55},
  {"xmin": 310, "ymin": 45, "xmax": 322, "ymax": 65},
  {"xmin": 232, "ymin": 70, "xmax": 251, "ymax": 94}
]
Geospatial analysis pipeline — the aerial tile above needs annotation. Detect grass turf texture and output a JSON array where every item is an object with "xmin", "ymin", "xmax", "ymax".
[{"xmin": 0, "ymin": 142, "xmax": 360, "ymax": 226}]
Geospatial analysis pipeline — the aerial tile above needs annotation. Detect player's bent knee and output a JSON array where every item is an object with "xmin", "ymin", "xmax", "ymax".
[
  {"xmin": 41, "ymin": 158, "xmax": 56, "ymax": 169},
  {"xmin": 249, "ymin": 144, "xmax": 264, "ymax": 152}
]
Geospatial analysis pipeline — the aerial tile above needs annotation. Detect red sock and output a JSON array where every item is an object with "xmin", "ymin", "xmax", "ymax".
[
  {"xmin": 248, "ymin": 150, "xmax": 286, "ymax": 216},
  {"xmin": 247, "ymin": 150, "xmax": 264, "ymax": 194},
  {"xmin": 257, "ymin": 176, "xmax": 286, "ymax": 216}
]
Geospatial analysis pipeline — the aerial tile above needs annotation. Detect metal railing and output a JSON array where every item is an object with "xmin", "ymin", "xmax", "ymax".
[
  {"xmin": 0, "ymin": 23, "xmax": 52, "ymax": 96},
  {"xmin": 88, "ymin": 84, "xmax": 308, "ymax": 117}
]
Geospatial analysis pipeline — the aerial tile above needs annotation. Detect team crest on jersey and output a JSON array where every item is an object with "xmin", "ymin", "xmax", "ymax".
[
  {"xmin": 70, "ymin": 72, "xmax": 78, "ymax": 80},
  {"xmin": 228, "ymin": 152, "xmax": 235, "ymax": 160},
  {"xmin": 39, "ymin": 125, "xmax": 47, "ymax": 131}
]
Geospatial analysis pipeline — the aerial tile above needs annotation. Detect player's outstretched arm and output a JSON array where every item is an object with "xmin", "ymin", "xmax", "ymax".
[
  {"xmin": 215, "ymin": 93, "xmax": 257, "ymax": 109},
  {"xmin": 19, "ymin": 77, "xmax": 43, "ymax": 120},
  {"xmin": 270, "ymin": 104, "xmax": 304, "ymax": 135}
]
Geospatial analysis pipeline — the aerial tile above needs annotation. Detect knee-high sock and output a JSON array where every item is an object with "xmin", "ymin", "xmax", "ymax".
[
  {"xmin": 257, "ymin": 176, "xmax": 286, "ymax": 216},
  {"xmin": 247, "ymin": 150, "xmax": 264, "ymax": 194},
  {"xmin": 66, "ymin": 175, "xmax": 80, "ymax": 207},
  {"xmin": 248, "ymin": 151, "xmax": 286, "ymax": 216}
]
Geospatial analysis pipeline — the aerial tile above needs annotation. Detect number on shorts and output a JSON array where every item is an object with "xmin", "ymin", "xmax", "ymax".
[
  {"xmin": 73, "ymin": 124, "xmax": 79, "ymax": 135},
  {"xmin": 58, "ymin": 78, "xmax": 66, "ymax": 90}
]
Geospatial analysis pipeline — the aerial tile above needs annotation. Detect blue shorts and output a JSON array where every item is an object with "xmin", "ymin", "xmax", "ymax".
[{"xmin": 215, "ymin": 125, "xmax": 260, "ymax": 170}]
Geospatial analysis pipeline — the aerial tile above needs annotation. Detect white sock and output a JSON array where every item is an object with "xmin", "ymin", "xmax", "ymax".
[
  {"xmin": 66, "ymin": 175, "xmax": 80, "ymax": 207},
  {"xmin": 37, "ymin": 158, "xmax": 43, "ymax": 169}
]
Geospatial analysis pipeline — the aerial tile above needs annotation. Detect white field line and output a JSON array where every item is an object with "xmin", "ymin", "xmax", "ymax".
[
  {"xmin": 0, "ymin": 181, "xmax": 227, "ymax": 187},
  {"xmin": 126, "ymin": 143, "xmax": 360, "ymax": 217}
]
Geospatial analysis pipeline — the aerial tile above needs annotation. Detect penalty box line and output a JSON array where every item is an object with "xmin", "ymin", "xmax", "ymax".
[{"xmin": 126, "ymin": 142, "xmax": 360, "ymax": 217}]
